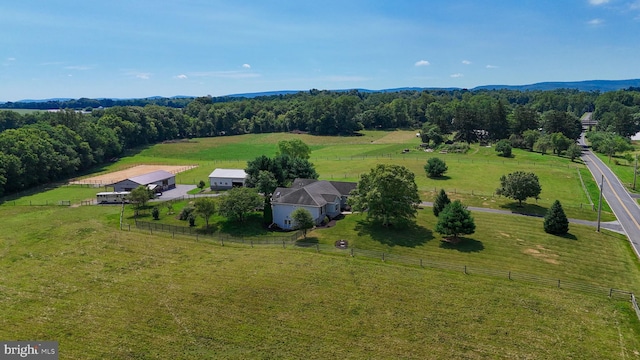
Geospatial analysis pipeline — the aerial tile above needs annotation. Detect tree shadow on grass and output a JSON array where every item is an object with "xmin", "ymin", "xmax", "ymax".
[
  {"xmin": 429, "ymin": 175, "xmax": 451, "ymax": 181},
  {"xmin": 217, "ymin": 213, "xmax": 268, "ymax": 237},
  {"xmin": 439, "ymin": 237, "xmax": 484, "ymax": 252},
  {"xmin": 354, "ymin": 219, "xmax": 432, "ymax": 248},
  {"xmin": 499, "ymin": 202, "xmax": 548, "ymax": 217},
  {"xmin": 296, "ymin": 236, "xmax": 319, "ymax": 247},
  {"xmin": 555, "ymin": 232, "xmax": 577, "ymax": 240}
]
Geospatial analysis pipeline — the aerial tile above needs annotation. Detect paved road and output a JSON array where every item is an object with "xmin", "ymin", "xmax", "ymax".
[
  {"xmin": 578, "ymin": 134, "xmax": 640, "ymax": 258},
  {"xmin": 420, "ymin": 202, "xmax": 623, "ymax": 233}
]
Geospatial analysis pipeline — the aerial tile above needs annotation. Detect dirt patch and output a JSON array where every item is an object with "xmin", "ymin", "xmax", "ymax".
[
  {"xmin": 499, "ymin": 232, "xmax": 510, "ymax": 238},
  {"xmin": 70, "ymin": 164, "xmax": 197, "ymax": 186},
  {"xmin": 523, "ymin": 245, "xmax": 560, "ymax": 264}
]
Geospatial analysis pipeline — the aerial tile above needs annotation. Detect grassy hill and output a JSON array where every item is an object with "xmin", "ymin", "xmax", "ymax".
[
  {"xmin": 1, "ymin": 130, "xmax": 638, "ymax": 358},
  {"xmin": 0, "ymin": 205, "xmax": 639, "ymax": 359}
]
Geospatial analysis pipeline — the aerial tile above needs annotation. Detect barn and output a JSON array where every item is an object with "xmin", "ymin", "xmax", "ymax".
[
  {"xmin": 112, "ymin": 170, "xmax": 176, "ymax": 193},
  {"xmin": 209, "ymin": 168, "xmax": 247, "ymax": 190}
]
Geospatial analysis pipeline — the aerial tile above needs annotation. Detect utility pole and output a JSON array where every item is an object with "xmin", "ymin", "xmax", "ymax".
[
  {"xmin": 597, "ymin": 174, "xmax": 604, "ymax": 232},
  {"xmin": 634, "ymin": 154, "xmax": 638, "ymax": 190}
]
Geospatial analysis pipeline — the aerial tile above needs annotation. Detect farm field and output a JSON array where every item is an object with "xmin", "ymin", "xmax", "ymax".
[
  {"xmin": 0, "ymin": 205, "xmax": 639, "ymax": 359},
  {"xmin": 103, "ymin": 131, "xmax": 612, "ymax": 221}
]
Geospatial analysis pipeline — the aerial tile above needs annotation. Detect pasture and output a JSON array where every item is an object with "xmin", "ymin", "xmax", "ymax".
[{"xmin": 0, "ymin": 205, "xmax": 638, "ymax": 359}]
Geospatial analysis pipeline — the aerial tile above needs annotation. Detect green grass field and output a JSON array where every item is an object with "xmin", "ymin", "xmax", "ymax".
[
  {"xmin": 1, "ymin": 205, "xmax": 639, "ymax": 359},
  {"xmin": 103, "ymin": 131, "xmax": 610, "ymax": 221}
]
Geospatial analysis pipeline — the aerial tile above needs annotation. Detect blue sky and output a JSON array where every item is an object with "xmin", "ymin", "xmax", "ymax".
[{"xmin": 1, "ymin": 0, "xmax": 639, "ymax": 101}]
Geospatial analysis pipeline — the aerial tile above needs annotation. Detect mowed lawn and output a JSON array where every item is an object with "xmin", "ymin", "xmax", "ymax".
[
  {"xmin": 310, "ymin": 210, "xmax": 640, "ymax": 292},
  {"xmin": 0, "ymin": 205, "xmax": 639, "ymax": 359}
]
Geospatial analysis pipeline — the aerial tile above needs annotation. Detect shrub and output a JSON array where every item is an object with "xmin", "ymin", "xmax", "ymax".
[
  {"xmin": 424, "ymin": 157, "xmax": 448, "ymax": 178},
  {"xmin": 495, "ymin": 139, "xmax": 512, "ymax": 157},
  {"xmin": 188, "ymin": 214, "xmax": 196, "ymax": 227},
  {"xmin": 151, "ymin": 207, "xmax": 160, "ymax": 220},
  {"xmin": 179, "ymin": 205, "xmax": 195, "ymax": 220}
]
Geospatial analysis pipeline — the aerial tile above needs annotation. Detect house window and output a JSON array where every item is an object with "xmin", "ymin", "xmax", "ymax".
[{"xmin": 284, "ymin": 219, "xmax": 291, "ymax": 225}]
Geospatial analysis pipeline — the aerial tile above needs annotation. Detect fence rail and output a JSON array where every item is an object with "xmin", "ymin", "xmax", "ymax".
[
  {"xmin": 128, "ymin": 221, "xmax": 637, "ymax": 309},
  {"xmin": 134, "ymin": 220, "xmax": 302, "ymax": 244}
]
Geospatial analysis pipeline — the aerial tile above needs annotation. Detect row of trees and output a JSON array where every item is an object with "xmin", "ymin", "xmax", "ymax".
[{"xmin": 1, "ymin": 87, "xmax": 639, "ymax": 197}]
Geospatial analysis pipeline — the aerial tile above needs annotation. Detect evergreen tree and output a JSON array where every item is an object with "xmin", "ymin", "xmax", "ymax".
[
  {"xmin": 543, "ymin": 200, "xmax": 569, "ymax": 235},
  {"xmin": 433, "ymin": 189, "xmax": 451, "ymax": 217},
  {"xmin": 435, "ymin": 200, "xmax": 476, "ymax": 242}
]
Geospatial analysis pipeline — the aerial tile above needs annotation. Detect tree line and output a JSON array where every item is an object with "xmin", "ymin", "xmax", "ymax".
[{"xmin": 0, "ymin": 88, "xmax": 639, "ymax": 197}]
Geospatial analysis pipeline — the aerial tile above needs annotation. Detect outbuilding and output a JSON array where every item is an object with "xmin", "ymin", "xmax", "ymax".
[
  {"xmin": 209, "ymin": 168, "xmax": 247, "ymax": 190},
  {"xmin": 112, "ymin": 170, "xmax": 176, "ymax": 193}
]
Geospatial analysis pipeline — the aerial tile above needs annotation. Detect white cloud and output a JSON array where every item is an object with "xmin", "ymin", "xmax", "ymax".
[
  {"xmin": 462, "ymin": 60, "xmax": 472, "ymax": 65},
  {"xmin": 7, "ymin": 57, "xmax": 16, "ymax": 61},
  {"xmin": 414, "ymin": 60, "xmax": 430, "ymax": 67},
  {"xmin": 588, "ymin": 18, "xmax": 604, "ymax": 25},
  {"xmin": 486, "ymin": 64, "xmax": 499, "ymax": 69},
  {"xmin": 631, "ymin": 0, "xmax": 640, "ymax": 9},
  {"xmin": 175, "ymin": 74, "xmax": 188, "ymax": 79},
  {"xmin": 589, "ymin": 0, "xmax": 610, "ymax": 5},
  {"xmin": 242, "ymin": 63, "xmax": 251, "ymax": 69},
  {"xmin": 123, "ymin": 70, "xmax": 152, "ymax": 79},
  {"xmin": 450, "ymin": 73, "xmax": 464, "ymax": 78}
]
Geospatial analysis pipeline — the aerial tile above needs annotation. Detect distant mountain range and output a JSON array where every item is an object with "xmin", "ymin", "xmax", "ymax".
[{"xmin": 2, "ymin": 79, "xmax": 639, "ymax": 104}]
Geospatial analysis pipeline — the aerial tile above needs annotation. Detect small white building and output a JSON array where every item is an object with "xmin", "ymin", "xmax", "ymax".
[
  {"xmin": 112, "ymin": 170, "xmax": 176, "ymax": 193},
  {"xmin": 209, "ymin": 168, "xmax": 247, "ymax": 190}
]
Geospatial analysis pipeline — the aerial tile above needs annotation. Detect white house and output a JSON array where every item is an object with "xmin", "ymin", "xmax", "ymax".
[
  {"xmin": 112, "ymin": 170, "xmax": 176, "ymax": 193},
  {"xmin": 271, "ymin": 178, "xmax": 356, "ymax": 230},
  {"xmin": 209, "ymin": 168, "xmax": 247, "ymax": 190}
]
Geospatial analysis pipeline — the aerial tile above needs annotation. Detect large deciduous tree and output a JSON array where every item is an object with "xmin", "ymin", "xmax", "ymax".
[
  {"xmin": 496, "ymin": 171, "xmax": 542, "ymax": 206},
  {"xmin": 218, "ymin": 187, "xmax": 262, "ymax": 222},
  {"xmin": 435, "ymin": 200, "xmax": 476, "ymax": 242},
  {"xmin": 128, "ymin": 185, "xmax": 154, "ymax": 216},
  {"xmin": 277, "ymin": 138, "xmax": 311, "ymax": 159},
  {"xmin": 194, "ymin": 197, "xmax": 216, "ymax": 229},
  {"xmin": 349, "ymin": 164, "xmax": 420, "ymax": 227}
]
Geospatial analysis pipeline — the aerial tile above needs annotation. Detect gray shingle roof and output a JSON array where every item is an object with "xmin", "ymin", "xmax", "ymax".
[
  {"xmin": 128, "ymin": 170, "xmax": 175, "ymax": 185},
  {"xmin": 272, "ymin": 178, "xmax": 357, "ymax": 206}
]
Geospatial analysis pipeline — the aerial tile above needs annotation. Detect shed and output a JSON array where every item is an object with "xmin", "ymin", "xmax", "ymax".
[
  {"xmin": 209, "ymin": 168, "xmax": 247, "ymax": 190},
  {"xmin": 113, "ymin": 170, "xmax": 176, "ymax": 193}
]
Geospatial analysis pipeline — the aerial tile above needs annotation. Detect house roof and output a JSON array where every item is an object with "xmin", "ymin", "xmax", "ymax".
[
  {"xmin": 272, "ymin": 178, "xmax": 357, "ymax": 207},
  {"xmin": 209, "ymin": 168, "xmax": 247, "ymax": 179},
  {"xmin": 128, "ymin": 170, "xmax": 175, "ymax": 185}
]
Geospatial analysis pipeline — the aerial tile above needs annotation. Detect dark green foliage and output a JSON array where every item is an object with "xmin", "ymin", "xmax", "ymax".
[
  {"xmin": 349, "ymin": 164, "xmax": 420, "ymax": 227},
  {"xmin": 197, "ymin": 180, "xmax": 206, "ymax": 191},
  {"xmin": 179, "ymin": 205, "xmax": 195, "ymax": 221},
  {"xmin": 128, "ymin": 186, "xmax": 154, "ymax": 215},
  {"xmin": 188, "ymin": 214, "xmax": 196, "ymax": 227},
  {"xmin": 218, "ymin": 187, "xmax": 262, "ymax": 222},
  {"xmin": 435, "ymin": 200, "xmax": 476, "ymax": 240},
  {"xmin": 152, "ymin": 207, "xmax": 160, "ymax": 220},
  {"xmin": 245, "ymin": 154, "xmax": 318, "ymax": 188},
  {"xmin": 586, "ymin": 131, "xmax": 632, "ymax": 162},
  {"xmin": 424, "ymin": 157, "xmax": 448, "ymax": 178},
  {"xmin": 277, "ymin": 139, "xmax": 311, "ymax": 159},
  {"xmin": 433, "ymin": 189, "xmax": 451, "ymax": 217},
  {"xmin": 194, "ymin": 197, "xmax": 216, "ymax": 228},
  {"xmin": 291, "ymin": 208, "xmax": 315, "ymax": 238},
  {"xmin": 544, "ymin": 200, "xmax": 569, "ymax": 235},
  {"xmin": 566, "ymin": 143, "xmax": 583, "ymax": 161},
  {"xmin": 495, "ymin": 139, "xmax": 512, "ymax": 157},
  {"xmin": 496, "ymin": 171, "xmax": 542, "ymax": 206}
]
